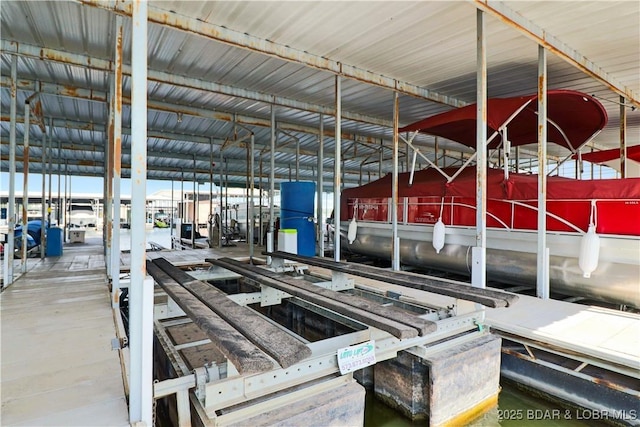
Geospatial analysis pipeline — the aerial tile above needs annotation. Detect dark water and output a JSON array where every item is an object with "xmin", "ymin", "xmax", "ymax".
[{"xmin": 364, "ymin": 381, "xmax": 592, "ymax": 427}]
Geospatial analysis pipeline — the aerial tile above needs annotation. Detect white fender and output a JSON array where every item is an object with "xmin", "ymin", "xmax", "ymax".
[
  {"xmin": 347, "ymin": 217, "xmax": 358, "ymax": 244},
  {"xmin": 579, "ymin": 225, "xmax": 600, "ymax": 278},
  {"xmin": 432, "ymin": 219, "xmax": 445, "ymax": 254}
]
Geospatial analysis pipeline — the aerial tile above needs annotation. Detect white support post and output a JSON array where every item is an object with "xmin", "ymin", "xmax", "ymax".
[
  {"xmin": 129, "ymin": 1, "xmax": 152, "ymax": 424},
  {"xmin": 105, "ymin": 77, "xmax": 114, "ymax": 279},
  {"xmin": 21, "ymin": 100, "xmax": 30, "ymax": 269},
  {"xmin": 391, "ymin": 91, "xmax": 400, "ymax": 271},
  {"xmin": 268, "ymin": 105, "xmax": 275, "ymax": 264},
  {"xmin": 111, "ymin": 14, "xmax": 124, "ymax": 308},
  {"xmin": 40, "ymin": 131, "xmax": 46, "ymax": 259},
  {"xmin": 317, "ymin": 114, "xmax": 324, "ymax": 256},
  {"xmin": 334, "ymin": 76, "xmax": 342, "ymax": 262},
  {"xmin": 5, "ymin": 54, "xmax": 18, "ymax": 287},
  {"xmin": 536, "ymin": 45, "xmax": 550, "ymax": 300},
  {"xmin": 620, "ymin": 95, "xmax": 627, "ymax": 179},
  {"xmin": 472, "ymin": 9, "xmax": 487, "ymax": 289},
  {"xmin": 249, "ymin": 133, "xmax": 255, "ymax": 261}
]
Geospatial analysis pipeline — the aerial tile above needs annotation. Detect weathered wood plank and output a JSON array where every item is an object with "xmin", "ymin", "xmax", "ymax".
[
  {"xmin": 206, "ymin": 258, "xmax": 419, "ymax": 340},
  {"xmin": 267, "ymin": 251, "xmax": 518, "ymax": 308},
  {"xmin": 146, "ymin": 261, "xmax": 275, "ymax": 374},
  {"xmin": 219, "ymin": 257, "xmax": 437, "ymax": 336},
  {"xmin": 69, "ymin": 255, "xmax": 90, "ymax": 271},
  {"xmin": 152, "ymin": 258, "xmax": 311, "ymax": 368}
]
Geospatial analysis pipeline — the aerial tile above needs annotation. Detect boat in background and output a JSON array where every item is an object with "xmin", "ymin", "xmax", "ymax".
[
  {"xmin": 68, "ymin": 203, "xmax": 97, "ymax": 228},
  {"xmin": 340, "ymin": 90, "xmax": 640, "ymax": 308}
]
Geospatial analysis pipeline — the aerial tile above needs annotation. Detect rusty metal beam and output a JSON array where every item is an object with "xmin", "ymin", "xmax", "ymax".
[
  {"xmin": 0, "ymin": 113, "xmax": 378, "ymax": 161},
  {"xmin": 471, "ymin": 0, "xmax": 640, "ymax": 109},
  {"xmin": 0, "ymin": 74, "xmax": 393, "ymax": 144},
  {"xmin": 0, "ymin": 136, "xmax": 356, "ymax": 178},
  {"xmin": 77, "ymin": 0, "xmax": 467, "ymax": 108},
  {"xmin": 0, "ymin": 40, "xmax": 401, "ymax": 129},
  {"xmin": 0, "ymin": 153, "xmax": 365, "ymax": 185}
]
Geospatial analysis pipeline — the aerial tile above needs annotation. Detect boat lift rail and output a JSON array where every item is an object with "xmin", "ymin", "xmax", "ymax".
[{"xmin": 265, "ymin": 251, "xmax": 518, "ymax": 308}]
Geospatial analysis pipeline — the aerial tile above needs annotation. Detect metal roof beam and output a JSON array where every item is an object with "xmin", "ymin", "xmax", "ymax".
[
  {"xmin": 1, "ymin": 40, "xmax": 399, "ymax": 129},
  {"xmin": 0, "ymin": 113, "xmax": 382, "ymax": 160},
  {"xmin": 0, "ymin": 155, "xmax": 364, "ymax": 187},
  {"xmin": 0, "ymin": 133, "xmax": 376, "ymax": 176},
  {"xmin": 78, "ymin": 0, "xmax": 467, "ymax": 108},
  {"xmin": 0, "ymin": 64, "xmax": 394, "ymax": 143},
  {"xmin": 471, "ymin": 0, "xmax": 639, "ymax": 108}
]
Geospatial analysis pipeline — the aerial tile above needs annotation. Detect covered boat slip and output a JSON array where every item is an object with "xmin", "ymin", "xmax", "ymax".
[
  {"xmin": 145, "ymin": 247, "xmax": 640, "ymax": 424},
  {"xmin": 0, "ymin": 240, "xmax": 129, "ymax": 426},
  {"xmin": 2, "ymin": 1, "xmax": 639, "ymax": 425},
  {"xmin": 340, "ymin": 91, "xmax": 640, "ymax": 309}
]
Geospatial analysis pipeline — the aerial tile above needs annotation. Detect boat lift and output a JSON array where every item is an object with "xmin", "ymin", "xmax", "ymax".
[{"xmin": 147, "ymin": 252, "xmax": 518, "ymax": 425}]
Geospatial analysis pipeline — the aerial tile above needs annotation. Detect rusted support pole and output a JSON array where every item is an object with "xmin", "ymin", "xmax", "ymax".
[
  {"xmin": 105, "ymin": 72, "xmax": 115, "ymax": 278},
  {"xmin": 111, "ymin": 14, "xmax": 124, "ymax": 307},
  {"xmin": 472, "ymin": 9, "xmax": 487, "ymax": 289},
  {"xmin": 536, "ymin": 45, "xmax": 550, "ymax": 300}
]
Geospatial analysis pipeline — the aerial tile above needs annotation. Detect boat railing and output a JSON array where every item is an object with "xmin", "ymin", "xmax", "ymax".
[{"xmin": 350, "ymin": 196, "xmax": 601, "ymax": 235}]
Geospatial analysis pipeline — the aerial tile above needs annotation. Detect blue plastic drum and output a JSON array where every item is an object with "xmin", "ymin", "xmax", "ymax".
[{"xmin": 280, "ymin": 181, "xmax": 316, "ymax": 256}]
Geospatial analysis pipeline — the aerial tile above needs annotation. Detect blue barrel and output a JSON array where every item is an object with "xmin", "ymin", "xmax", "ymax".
[
  {"xmin": 280, "ymin": 181, "xmax": 316, "ymax": 256},
  {"xmin": 46, "ymin": 227, "xmax": 63, "ymax": 257}
]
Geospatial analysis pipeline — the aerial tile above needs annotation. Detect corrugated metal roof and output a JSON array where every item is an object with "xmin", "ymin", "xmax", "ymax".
[{"xmin": 1, "ymin": 1, "xmax": 638, "ymax": 190}]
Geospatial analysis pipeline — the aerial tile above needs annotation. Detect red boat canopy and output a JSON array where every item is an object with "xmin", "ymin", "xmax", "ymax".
[
  {"xmin": 342, "ymin": 167, "xmax": 640, "ymax": 203},
  {"xmin": 573, "ymin": 145, "xmax": 640, "ymax": 163},
  {"xmin": 399, "ymin": 90, "xmax": 608, "ymax": 152}
]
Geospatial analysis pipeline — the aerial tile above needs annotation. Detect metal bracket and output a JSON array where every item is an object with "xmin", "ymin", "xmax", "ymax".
[
  {"xmin": 111, "ymin": 337, "xmax": 121, "ymax": 350},
  {"xmin": 260, "ymin": 284, "xmax": 290, "ymax": 307},
  {"xmin": 194, "ymin": 366, "xmax": 209, "ymax": 402},
  {"xmin": 330, "ymin": 271, "xmax": 355, "ymax": 291}
]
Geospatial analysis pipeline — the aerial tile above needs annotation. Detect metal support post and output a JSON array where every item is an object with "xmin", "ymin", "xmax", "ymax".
[
  {"xmin": 105, "ymin": 72, "xmax": 115, "ymax": 278},
  {"xmin": 472, "ymin": 9, "xmax": 488, "ymax": 289},
  {"xmin": 40, "ymin": 132, "xmax": 46, "ymax": 259},
  {"xmin": 111, "ymin": 14, "xmax": 124, "ymax": 308},
  {"xmin": 391, "ymin": 92, "xmax": 400, "ymax": 271},
  {"xmin": 21, "ymin": 101, "xmax": 31, "ymax": 269},
  {"xmin": 536, "ymin": 45, "xmax": 550, "ymax": 300},
  {"xmin": 620, "ymin": 95, "xmax": 627, "ymax": 178},
  {"xmin": 317, "ymin": 114, "xmax": 324, "ymax": 256},
  {"xmin": 192, "ymin": 155, "xmax": 197, "ymax": 248},
  {"xmin": 209, "ymin": 137, "xmax": 214, "ymax": 247},
  {"xmin": 57, "ymin": 136, "xmax": 61, "ymax": 226},
  {"xmin": 218, "ymin": 152, "xmax": 223, "ymax": 248},
  {"xmin": 5, "ymin": 55, "xmax": 18, "ymax": 287},
  {"xmin": 249, "ymin": 133, "xmax": 255, "ymax": 261},
  {"xmin": 268, "ymin": 105, "xmax": 276, "ymax": 264},
  {"xmin": 129, "ymin": 1, "xmax": 152, "ymax": 424},
  {"xmin": 47, "ymin": 117, "xmax": 53, "ymax": 227},
  {"xmin": 334, "ymin": 75, "xmax": 342, "ymax": 262}
]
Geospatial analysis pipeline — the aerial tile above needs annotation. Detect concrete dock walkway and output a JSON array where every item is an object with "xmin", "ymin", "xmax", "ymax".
[{"xmin": 1, "ymin": 238, "xmax": 129, "ymax": 426}]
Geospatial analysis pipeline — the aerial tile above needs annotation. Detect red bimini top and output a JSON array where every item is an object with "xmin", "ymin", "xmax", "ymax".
[
  {"xmin": 399, "ymin": 90, "xmax": 608, "ymax": 152},
  {"xmin": 342, "ymin": 167, "xmax": 640, "ymax": 202},
  {"xmin": 573, "ymin": 145, "xmax": 640, "ymax": 164}
]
